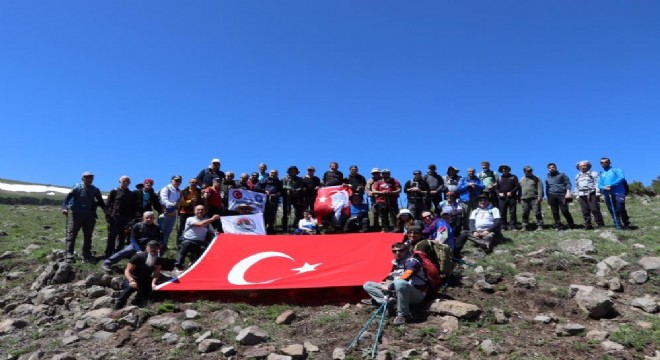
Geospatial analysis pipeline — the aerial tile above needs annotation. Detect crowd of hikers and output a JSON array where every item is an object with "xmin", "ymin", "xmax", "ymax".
[{"xmin": 59, "ymin": 157, "xmax": 631, "ymax": 313}]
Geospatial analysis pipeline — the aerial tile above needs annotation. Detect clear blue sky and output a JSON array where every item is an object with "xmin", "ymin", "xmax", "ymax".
[{"xmin": 1, "ymin": 1, "xmax": 658, "ymax": 191}]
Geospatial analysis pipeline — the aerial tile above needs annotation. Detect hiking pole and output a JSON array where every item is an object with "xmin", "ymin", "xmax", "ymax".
[
  {"xmin": 347, "ymin": 302, "xmax": 386, "ymax": 354},
  {"xmin": 603, "ymin": 190, "xmax": 620, "ymax": 230},
  {"xmin": 371, "ymin": 301, "xmax": 388, "ymax": 358}
]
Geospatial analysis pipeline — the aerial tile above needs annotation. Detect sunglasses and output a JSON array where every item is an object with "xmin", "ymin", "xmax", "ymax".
[{"xmin": 392, "ymin": 249, "xmax": 406, "ymax": 253}]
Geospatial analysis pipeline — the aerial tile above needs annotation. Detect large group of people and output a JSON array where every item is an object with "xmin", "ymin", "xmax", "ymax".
[{"xmin": 60, "ymin": 157, "xmax": 631, "ymax": 311}]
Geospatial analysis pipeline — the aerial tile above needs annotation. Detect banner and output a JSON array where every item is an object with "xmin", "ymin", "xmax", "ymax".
[
  {"xmin": 220, "ymin": 214, "xmax": 266, "ymax": 235},
  {"xmin": 156, "ymin": 233, "xmax": 401, "ymax": 291},
  {"xmin": 227, "ymin": 189, "xmax": 266, "ymax": 213},
  {"xmin": 314, "ymin": 185, "xmax": 352, "ymax": 221}
]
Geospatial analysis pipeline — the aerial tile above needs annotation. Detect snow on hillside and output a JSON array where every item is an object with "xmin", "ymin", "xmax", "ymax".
[{"xmin": 0, "ymin": 182, "xmax": 71, "ymax": 195}]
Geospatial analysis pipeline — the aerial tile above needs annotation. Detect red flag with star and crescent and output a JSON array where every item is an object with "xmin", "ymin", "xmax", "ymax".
[
  {"xmin": 313, "ymin": 185, "xmax": 352, "ymax": 221},
  {"xmin": 155, "ymin": 233, "xmax": 400, "ymax": 291}
]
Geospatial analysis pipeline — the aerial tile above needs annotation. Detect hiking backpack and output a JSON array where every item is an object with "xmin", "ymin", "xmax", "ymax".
[
  {"xmin": 412, "ymin": 250, "xmax": 442, "ymax": 292},
  {"xmin": 415, "ymin": 239, "xmax": 455, "ymax": 280}
]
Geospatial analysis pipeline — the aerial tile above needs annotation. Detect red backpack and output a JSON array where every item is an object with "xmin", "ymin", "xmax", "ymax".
[{"xmin": 412, "ymin": 250, "xmax": 443, "ymax": 293}]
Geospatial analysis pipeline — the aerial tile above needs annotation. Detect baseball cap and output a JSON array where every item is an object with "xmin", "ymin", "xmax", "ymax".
[
  {"xmin": 371, "ymin": 168, "xmax": 380, "ymax": 174},
  {"xmin": 147, "ymin": 240, "xmax": 161, "ymax": 247},
  {"xmin": 143, "ymin": 178, "xmax": 154, "ymax": 185},
  {"xmin": 212, "ymin": 158, "xmax": 221, "ymax": 163},
  {"xmin": 82, "ymin": 171, "xmax": 94, "ymax": 177},
  {"xmin": 171, "ymin": 175, "xmax": 182, "ymax": 181}
]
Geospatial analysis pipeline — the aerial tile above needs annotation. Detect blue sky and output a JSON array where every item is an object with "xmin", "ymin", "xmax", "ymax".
[{"xmin": 1, "ymin": 1, "xmax": 658, "ymax": 191}]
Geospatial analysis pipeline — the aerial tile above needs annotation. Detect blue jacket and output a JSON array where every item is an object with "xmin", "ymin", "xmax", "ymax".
[
  {"xmin": 598, "ymin": 167, "xmax": 626, "ymax": 195},
  {"xmin": 456, "ymin": 176, "xmax": 485, "ymax": 202}
]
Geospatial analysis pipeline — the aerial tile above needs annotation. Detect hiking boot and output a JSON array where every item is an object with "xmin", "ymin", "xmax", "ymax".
[
  {"xmin": 101, "ymin": 262, "xmax": 112, "ymax": 272},
  {"xmin": 360, "ymin": 298, "xmax": 377, "ymax": 306},
  {"xmin": 393, "ymin": 315, "xmax": 407, "ymax": 326},
  {"xmin": 584, "ymin": 224, "xmax": 594, "ymax": 230}
]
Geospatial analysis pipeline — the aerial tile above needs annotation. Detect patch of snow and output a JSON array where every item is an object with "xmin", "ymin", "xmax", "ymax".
[{"xmin": 0, "ymin": 182, "xmax": 71, "ymax": 195}]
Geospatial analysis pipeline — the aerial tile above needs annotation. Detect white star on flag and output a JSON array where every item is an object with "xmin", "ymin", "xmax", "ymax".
[
  {"xmin": 318, "ymin": 196, "xmax": 327, "ymax": 203},
  {"xmin": 291, "ymin": 262, "xmax": 322, "ymax": 274}
]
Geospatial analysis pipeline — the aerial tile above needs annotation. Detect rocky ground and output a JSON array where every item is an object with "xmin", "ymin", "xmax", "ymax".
[{"xmin": 0, "ymin": 200, "xmax": 659, "ymax": 360}]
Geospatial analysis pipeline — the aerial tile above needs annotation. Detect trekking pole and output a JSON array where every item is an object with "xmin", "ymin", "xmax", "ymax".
[
  {"xmin": 603, "ymin": 190, "xmax": 620, "ymax": 230},
  {"xmin": 64, "ymin": 211, "xmax": 69, "ymax": 248},
  {"xmin": 371, "ymin": 301, "xmax": 388, "ymax": 358},
  {"xmin": 347, "ymin": 302, "xmax": 386, "ymax": 355}
]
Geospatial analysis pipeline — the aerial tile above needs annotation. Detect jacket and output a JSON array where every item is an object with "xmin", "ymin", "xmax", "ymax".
[
  {"xmin": 598, "ymin": 167, "xmax": 626, "ymax": 195},
  {"xmin": 545, "ymin": 172, "xmax": 571, "ymax": 196},
  {"xmin": 519, "ymin": 175, "xmax": 544, "ymax": 200},
  {"xmin": 456, "ymin": 176, "xmax": 485, "ymax": 202}
]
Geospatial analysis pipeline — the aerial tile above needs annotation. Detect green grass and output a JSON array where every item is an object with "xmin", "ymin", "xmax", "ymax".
[{"xmin": 609, "ymin": 318, "xmax": 660, "ymax": 351}]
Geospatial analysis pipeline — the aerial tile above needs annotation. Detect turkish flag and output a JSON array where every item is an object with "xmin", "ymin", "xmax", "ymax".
[
  {"xmin": 156, "ymin": 233, "xmax": 401, "ymax": 291},
  {"xmin": 313, "ymin": 185, "xmax": 352, "ymax": 221}
]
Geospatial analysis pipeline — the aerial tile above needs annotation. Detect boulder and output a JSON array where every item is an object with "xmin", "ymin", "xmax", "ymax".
[
  {"xmin": 429, "ymin": 300, "xmax": 481, "ymax": 319},
  {"xmin": 236, "ymin": 325, "xmax": 269, "ymax": 345}
]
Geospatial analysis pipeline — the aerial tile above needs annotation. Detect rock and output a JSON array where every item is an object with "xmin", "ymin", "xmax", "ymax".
[
  {"xmin": 93, "ymin": 330, "xmax": 114, "ymax": 340},
  {"xmin": 0, "ymin": 251, "xmax": 14, "ymax": 260},
  {"xmin": 429, "ymin": 300, "xmax": 481, "ymax": 319},
  {"xmin": 601, "ymin": 340, "xmax": 625, "ymax": 351},
  {"xmin": 84, "ymin": 273, "xmax": 105, "ymax": 287},
  {"xmin": 529, "ymin": 258, "xmax": 544, "ymax": 266},
  {"xmin": 62, "ymin": 335, "xmax": 79, "ymax": 345},
  {"xmin": 275, "ymin": 309, "xmax": 296, "ymax": 324},
  {"xmin": 586, "ymin": 330, "xmax": 608, "ymax": 341},
  {"xmin": 598, "ymin": 230, "xmax": 621, "ymax": 242},
  {"xmin": 9, "ymin": 303, "xmax": 35, "ymax": 317},
  {"xmin": 36, "ymin": 286, "xmax": 73, "ymax": 305},
  {"xmin": 434, "ymin": 316, "xmax": 459, "ymax": 340},
  {"xmin": 513, "ymin": 272, "xmax": 537, "ymax": 289},
  {"xmin": 603, "ymin": 256, "xmax": 629, "ymax": 271},
  {"xmin": 480, "ymin": 339, "xmax": 499, "ymax": 355},
  {"xmin": 375, "ymin": 350, "xmax": 392, "ymax": 360},
  {"xmin": 432, "ymin": 344, "xmax": 455, "ymax": 359},
  {"xmin": 280, "ymin": 344, "xmax": 305, "ymax": 359},
  {"xmin": 400, "ymin": 349, "xmax": 419, "ymax": 358},
  {"xmin": 198, "ymin": 338, "xmax": 222, "ymax": 353},
  {"xmin": 579, "ymin": 255, "xmax": 599, "ymax": 264},
  {"xmin": 474, "ymin": 279, "xmax": 495, "ymax": 293},
  {"xmin": 303, "ymin": 341, "xmax": 319, "ymax": 352},
  {"xmin": 216, "ymin": 309, "xmax": 239, "ymax": 328},
  {"xmin": 221, "ymin": 346, "xmax": 237, "ymax": 356},
  {"xmin": 573, "ymin": 286, "xmax": 614, "ymax": 319},
  {"xmin": 638, "ymin": 257, "xmax": 660, "ymax": 274},
  {"xmin": 86, "ymin": 286, "xmax": 107, "ymax": 299},
  {"xmin": 195, "ymin": 330, "xmax": 212, "ymax": 343},
  {"xmin": 51, "ymin": 263, "xmax": 75, "ymax": 284},
  {"xmin": 526, "ymin": 248, "xmax": 547, "ymax": 257},
  {"xmin": 92, "ymin": 296, "xmax": 113, "ymax": 310},
  {"xmin": 162, "ymin": 332, "xmax": 179, "ymax": 345},
  {"xmin": 24, "ymin": 244, "xmax": 42, "ymax": 255},
  {"xmin": 6, "ymin": 271, "xmax": 25, "ymax": 280},
  {"xmin": 630, "ymin": 295, "xmax": 659, "ymax": 313},
  {"xmin": 632, "ymin": 243, "xmax": 646, "ymax": 249},
  {"xmin": 607, "ymin": 278, "xmax": 623, "ymax": 292},
  {"xmin": 629, "ymin": 270, "xmax": 649, "ymax": 284},
  {"xmin": 533, "ymin": 314, "xmax": 557, "ymax": 324},
  {"xmin": 492, "ymin": 308, "xmax": 509, "ymax": 324},
  {"xmin": 147, "ymin": 314, "xmax": 179, "ymax": 331},
  {"xmin": 0, "ymin": 318, "xmax": 29, "ymax": 334},
  {"xmin": 184, "ymin": 309, "xmax": 199, "ymax": 319},
  {"xmin": 483, "ymin": 271, "xmax": 502, "ymax": 284},
  {"xmin": 332, "ymin": 347, "xmax": 346, "ymax": 359},
  {"xmin": 51, "ymin": 353, "xmax": 76, "ymax": 360},
  {"xmin": 556, "ymin": 323, "xmax": 585, "ymax": 336},
  {"xmin": 236, "ymin": 326, "xmax": 269, "ymax": 345},
  {"xmin": 558, "ymin": 239, "xmax": 595, "ymax": 256},
  {"xmin": 242, "ymin": 345, "xmax": 276, "ymax": 358},
  {"xmin": 267, "ymin": 354, "xmax": 292, "ymax": 360},
  {"xmin": 181, "ymin": 320, "xmax": 202, "ymax": 333},
  {"xmin": 82, "ymin": 308, "xmax": 113, "ymax": 319}
]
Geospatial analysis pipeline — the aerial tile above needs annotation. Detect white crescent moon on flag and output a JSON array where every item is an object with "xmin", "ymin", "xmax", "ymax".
[{"xmin": 227, "ymin": 251, "xmax": 294, "ymax": 285}]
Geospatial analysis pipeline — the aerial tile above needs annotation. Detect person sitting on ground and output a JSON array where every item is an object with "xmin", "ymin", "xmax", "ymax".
[
  {"xmin": 438, "ymin": 192, "xmax": 466, "ymax": 234},
  {"xmin": 421, "ymin": 210, "xmax": 454, "ymax": 249},
  {"xmin": 362, "ymin": 242, "xmax": 428, "ymax": 326},
  {"xmin": 456, "ymin": 195, "xmax": 503, "ymax": 253},
  {"xmin": 394, "ymin": 208, "xmax": 423, "ymax": 235},
  {"xmin": 405, "ymin": 225, "xmax": 439, "ymax": 268},
  {"xmin": 174, "ymin": 205, "xmax": 220, "ymax": 273},
  {"xmin": 102, "ymin": 211, "xmax": 161, "ymax": 272},
  {"xmin": 113, "ymin": 240, "xmax": 163, "ymax": 310},
  {"xmin": 343, "ymin": 194, "xmax": 370, "ymax": 233},
  {"xmin": 294, "ymin": 209, "xmax": 318, "ymax": 235}
]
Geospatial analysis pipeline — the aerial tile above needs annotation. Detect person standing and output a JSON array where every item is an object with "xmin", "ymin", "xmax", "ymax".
[
  {"xmin": 519, "ymin": 166, "xmax": 544, "ymax": 231},
  {"xmin": 478, "ymin": 161, "xmax": 499, "ymax": 205},
  {"xmin": 177, "ymin": 178, "xmax": 202, "ymax": 244},
  {"xmin": 597, "ymin": 157, "xmax": 630, "ymax": 229},
  {"xmin": 404, "ymin": 170, "xmax": 430, "ymax": 220},
  {"xmin": 282, "ymin": 166, "xmax": 305, "ymax": 232},
  {"xmin": 105, "ymin": 176, "xmax": 137, "ymax": 258},
  {"xmin": 302, "ymin": 166, "xmax": 321, "ymax": 211},
  {"xmin": 61, "ymin": 171, "xmax": 106, "ymax": 263},
  {"xmin": 496, "ymin": 165, "xmax": 521, "ymax": 230},
  {"xmin": 345, "ymin": 165, "xmax": 367, "ymax": 197},
  {"xmin": 365, "ymin": 168, "xmax": 383, "ymax": 231},
  {"xmin": 456, "ymin": 168, "xmax": 484, "ymax": 225},
  {"xmin": 423, "ymin": 164, "xmax": 445, "ymax": 213},
  {"xmin": 133, "ymin": 178, "xmax": 163, "ymax": 219},
  {"xmin": 256, "ymin": 169, "xmax": 283, "ymax": 234},
  {"xmin": 196, "ymin": 158, "xmax": 225, "ymax": 189},
  {"xmin": 322, "ymin": 161, "xmax": 344, "ymax": 187},
  {"xmin": 545, "ymin": 163, "xmax": 576, "ymax": 230},
  {"xmin": 158, "ymin": 175, "xmax": 182, "ymax": 253},
  {"xmin": 575, "ymin": 161, "xmax": 605, "ymax": 230},
  {"xmin": 372, "ymin": 169, "xmax": 401, "ymax": 232}
]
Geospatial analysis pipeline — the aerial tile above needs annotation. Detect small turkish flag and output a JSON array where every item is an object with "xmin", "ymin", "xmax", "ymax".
[
  {"xmin": 156, "ymin": 233, "xmax": 401, "ymax": 291},
  {"xmin": 314, "ymin": 185, "xmax": 352, "ymax": 221}
]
